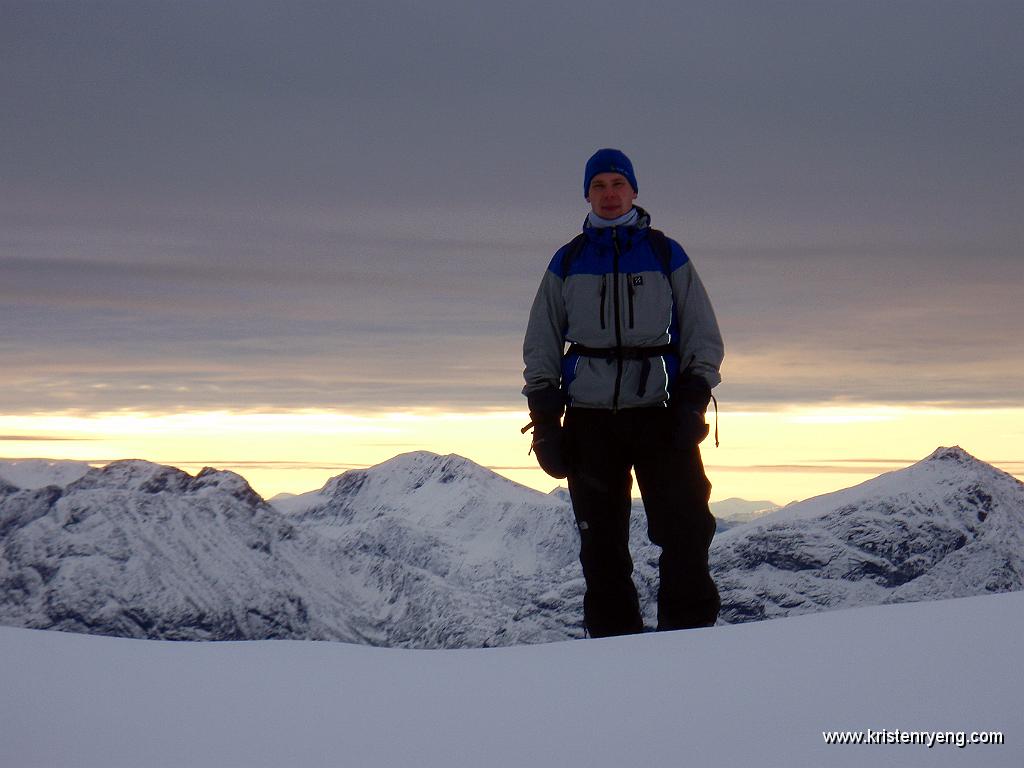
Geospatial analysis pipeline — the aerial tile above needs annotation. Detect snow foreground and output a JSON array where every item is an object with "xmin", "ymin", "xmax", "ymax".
[{"xmin": 3, "ymin": 592, "xmax": 1019, "ymax": 768}]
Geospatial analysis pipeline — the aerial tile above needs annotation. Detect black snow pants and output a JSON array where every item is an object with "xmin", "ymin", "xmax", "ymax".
[{"xmin": 564, "ymin": 406, "xmax": 720, "ymax": 637}]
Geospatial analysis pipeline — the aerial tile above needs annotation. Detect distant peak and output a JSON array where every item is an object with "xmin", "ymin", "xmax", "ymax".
[
  {"xmin": 68, "ymin": 460, "xmax": 264, "ymax": 502},
  {"xmin": 317, "ymin": 452, "xmax": 482, "ymax": 498},
  {"xmin": 72, "ymin": 459, "xmax": 191, "ymax": 493},
  {"xmin": 384, "ymin": 450, "xmax": 466, "ymax": 466},
  {"xmin": 924, "ymin": 446, "xmax": 977, "ymax": 464},
  {"xmin": 193, "ymin": 467, "xmax": 265, "ymax": 505},
  {"xmin": 374, "ymin": 451, "xmax": 483, "ymax": 477}
]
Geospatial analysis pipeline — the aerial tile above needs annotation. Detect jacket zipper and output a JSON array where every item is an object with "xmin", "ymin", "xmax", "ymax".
[
  {"xmin": 599, "ymin": 275, "xmax": 607, "ymax": 330},
  {"xmin": 627, "ymin": 273, "xmax": 635, "ymax": 328},
  {"xmin": 611, "ymin": 227, "xmax": 624, "ymax": 411}
]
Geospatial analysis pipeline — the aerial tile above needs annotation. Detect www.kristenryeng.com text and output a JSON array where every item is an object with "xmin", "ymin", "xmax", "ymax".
[{"xmin": 822, "ymin": 728, "xmax": 1004, "ymax": 749}]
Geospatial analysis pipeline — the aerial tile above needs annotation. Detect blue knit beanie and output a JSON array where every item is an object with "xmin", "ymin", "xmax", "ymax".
[{"xmin": 584, "ymin": 148, "xmax": 638, "ymax": 198}]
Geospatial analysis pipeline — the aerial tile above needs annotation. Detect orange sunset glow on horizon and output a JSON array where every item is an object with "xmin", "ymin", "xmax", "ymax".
[{"xmin": 2, "ymin": 405, "xmax": 1021, "ymax": 506}]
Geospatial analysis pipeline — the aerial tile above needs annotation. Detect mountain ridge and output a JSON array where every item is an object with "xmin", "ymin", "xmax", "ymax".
[
  {"xmin": 2, "ymin": 446, "xmax": 1021, "ymax": 647},
  {"xmin": 710, "ymin": 445, "xmax": 1024, "ymax": 622}
]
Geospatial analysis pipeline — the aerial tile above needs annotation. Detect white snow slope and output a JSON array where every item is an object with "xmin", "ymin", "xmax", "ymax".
[{"xmin": 2, "ymin": 592, "xmax": 1019, "ymax": 768}]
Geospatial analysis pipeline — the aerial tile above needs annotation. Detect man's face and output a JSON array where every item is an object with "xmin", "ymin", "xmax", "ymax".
[{"xmin": 586, "ymin": 172, "xmax": 638, "ymax": 220}]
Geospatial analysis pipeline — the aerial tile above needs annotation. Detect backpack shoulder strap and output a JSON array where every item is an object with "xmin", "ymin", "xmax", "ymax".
[
  {"xmin": 646, "ymin": 228, "xmax": 673, "ymax": 276},
  {"xmin": 557, "ymin": 233, "xmax": 587, "ymax": 280}
]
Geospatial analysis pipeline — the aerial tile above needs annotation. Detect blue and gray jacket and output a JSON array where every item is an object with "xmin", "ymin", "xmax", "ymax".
[{"xmin": 522, "ymin": 208, "xmax": 723, "ymax": 410}]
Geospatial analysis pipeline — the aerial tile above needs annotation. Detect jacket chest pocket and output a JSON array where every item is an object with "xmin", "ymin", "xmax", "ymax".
[
  {"xmin": 625, "ymin": 273, "xmax": 644, "ymax": 328},
  {"xmin": 624, "ymin": 272, "xmax": 673, "ymax": 338},
  {"xmin": 563, "ymin": 273, "xmax": 612, "ymax": 341}
]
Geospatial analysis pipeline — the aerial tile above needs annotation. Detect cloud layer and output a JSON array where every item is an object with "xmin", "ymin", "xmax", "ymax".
[{"xmin": 3, "ymin": 1, "xmax": 1022, "ymax": 414}]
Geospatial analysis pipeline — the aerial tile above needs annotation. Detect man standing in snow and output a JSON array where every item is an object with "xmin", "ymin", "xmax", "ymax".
[{"xmin": 522, "ymin": 148, "xmax": 724, "ymax": 637}]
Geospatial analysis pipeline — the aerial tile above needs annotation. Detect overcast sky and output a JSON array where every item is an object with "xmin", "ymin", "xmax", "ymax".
[{"xmin": 3, "ymin": 0, "xmax": 1022, "ymax": 416}]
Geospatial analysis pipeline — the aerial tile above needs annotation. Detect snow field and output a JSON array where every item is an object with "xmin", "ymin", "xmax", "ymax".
[{"xmin": 2, "ymin": 591, "xmax": 1020, "ymax": 768}]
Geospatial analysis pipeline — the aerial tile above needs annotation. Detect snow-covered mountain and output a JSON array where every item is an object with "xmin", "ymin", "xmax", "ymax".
[
  {"xmin": 710, "ymin": 496, "xmax": 780, "ymax": 521},
  {"xmin": 1, "ymin": 446, "xmax": 1021, "ymax": 647},
  {"xmin": 537, "ymin": 487, "xmax": 773, "ymax": 534},
  {"xmin": 0, "ymin": 460, "xmax": 369, "ymax": 643},
  {"xmin": 709, "ymin": 446, "xmax": 1024, "ymax": 623},
  {"xmin": 271, "ymin": 452, "xmax": 582, "ymax": 647},
  {"xmin": 0, "ymin": 454, "xmax": 582, "ymax": 647}
]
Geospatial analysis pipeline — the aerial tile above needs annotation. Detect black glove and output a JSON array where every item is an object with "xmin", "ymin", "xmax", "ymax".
[
  {"xmin": 530, "ymin": 417, "xmax": 570, "ymax": 479},
  {"xmin": 526, "ymin": 387, "xmax": 570, "ymax": 479},
  {"xmin": 672, "ymin": 408, "xmax": 710, "ymax": 446},
  {"xmin": 670, "ymin": 373, "xmax": 711, "ymax": 446}
]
